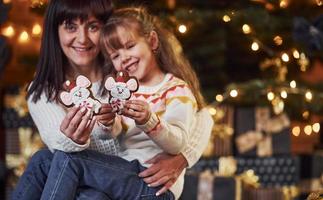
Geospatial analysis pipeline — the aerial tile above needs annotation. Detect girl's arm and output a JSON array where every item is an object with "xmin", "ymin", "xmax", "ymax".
[{"xmin": 124, "ymin": 85, "xmax": 197, "ymax": 154}]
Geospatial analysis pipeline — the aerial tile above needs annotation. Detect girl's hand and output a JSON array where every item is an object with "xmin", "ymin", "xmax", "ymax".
[
  {"xmin": 138, "ymin": 153, "xmax": 188, "ymax": 196},
  {"xmin": 123, "ymin": 100, "xmax": 151, "ymax": 125},
  {"xmin": 60, "ymin": 106, "xmax": 96, "ymax": 144},
  {"xmin": 96, "ymin": 103, "xmax": 116, "ymax": 127}
]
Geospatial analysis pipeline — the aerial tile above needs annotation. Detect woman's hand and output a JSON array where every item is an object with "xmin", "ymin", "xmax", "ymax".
[
  {"xmin": 96, "ymin": 103, "xmax": 116, "ymax": 127},
  {"xmin": 123, "ymin": 100, "xmax": 151, "ymax": 125},
  {"xmin": 60, "ymin": 106, "xmax": 96, "ymax": 144},
  {"xmin": 138, "ymin": 153, "xmax": 188, "ymax": 196}
]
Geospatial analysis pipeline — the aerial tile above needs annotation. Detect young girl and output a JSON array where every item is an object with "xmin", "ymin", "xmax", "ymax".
[{"xmin": 37, "ymin": 6, "xmax": 207, "ymax": 200}]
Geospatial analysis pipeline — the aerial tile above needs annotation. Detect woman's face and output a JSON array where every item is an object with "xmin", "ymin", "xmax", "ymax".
[{"xmin": 58, "ymin": 16, "xmax": 102, "ymax": 69}]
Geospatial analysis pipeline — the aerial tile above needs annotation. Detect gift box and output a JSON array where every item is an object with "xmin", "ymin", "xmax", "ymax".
[
  {"xmin": 243, "ymin": 187, "xmax": 284, "ymax": 200},
  {"xmin": 180, "ymin": 172, "xmax": 240, "ymax": 200},
  {"xmin": 234, "ymin": 106, "xmax": 291, "ymax": 157}
]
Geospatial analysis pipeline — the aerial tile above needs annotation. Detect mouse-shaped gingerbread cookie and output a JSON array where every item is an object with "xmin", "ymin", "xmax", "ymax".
[
  {"xmin": 60, "ymin": 75, "xmax": 102, "ymax": 114},
  {"xmin": 104, "ymin": 71, "xmax": 139, "ymax": 114}
]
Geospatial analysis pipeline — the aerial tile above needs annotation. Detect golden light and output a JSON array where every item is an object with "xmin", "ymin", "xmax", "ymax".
[
  {"xmin": 32, "ymin": 23, "xmax": 42, "ymax": 36},
  {"xmin": 223, "ymin": 15, "xmax": 231, "ymax": 22},
  {"xmin": 273, "ymin": 36, "xmax": 283, "ymax": 45},
  {"xmin": 290, "ymin": 80, "xmax": 297, "ymax": 88},
  {"xmin": 251, "ymin": 42, "xmax": 259, "ymax": 51},
  {"xmin": 2, "ymin": 25, "xmax": 15, "ymax": 38},
  {"xmin": 215, "ymin": 94, "xmax": 224, "ymax": 102},
  {"xmin": 280, "ymin": 90, "xmax": 287, "ymax": 99},
  {"xmin": 302, "ymin": 111, "xmax": 309, "ymax": 119},
  {"xmin": 229, "ymin": 89, "xmax": 238, "ymax": 98},
  {"xmin": 242, "ymin": 24, "xmax": 251, "ymax": 34},
  {"xmin": 280, "ymin": 0, "xmax": 289, "ymax": 8},
  {"xmin": 178, "ymin": 24, "xmax": 187, "ymax": 33},
  {"xmin": 317, "ymin": 0, "xmax": 322, "ymax": 6},
  {"xmin": 293, "ymin": 50, "xmax": 300, "ymax": 59},
  {"xmin": 267, "ymin": 92, "xmax": 275, "ymax": 101},
  {"xmin": 18, "ymin": 31, "xmax": 30, "ymax": 43},
  {"xmin": 305, "ymin": 91, "xmax": 313, "ymax": 102},
  {"xmin": 3, "ymin": 0, "xmax": 11, "ymax": 3},
  {"xmin": 208, "ymin": 107, "xmax": 217, "ymax": 116},
  {"xmin": 304, "ymin": 125, "xmax": 312, "ymax": 135},
  {"xmin": 281, "ymin": 53, "xmax": 289, "ymax": 62},
  {"xmin": 312, "ymin": 123, "xmax": 320, "ymax": 133},
  {"xmin": 292, "ymin": 126, "xmax": 300, "ymax": 137}
]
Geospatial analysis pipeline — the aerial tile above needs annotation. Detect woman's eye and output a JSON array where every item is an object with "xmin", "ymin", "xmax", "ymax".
[
  {"xmin": 64, "ymin": 23, "xmax": 77, "ymax": 32},
  {"xmin": 89, "ymin": 24, "xmax": 100, "ymax": 32}
]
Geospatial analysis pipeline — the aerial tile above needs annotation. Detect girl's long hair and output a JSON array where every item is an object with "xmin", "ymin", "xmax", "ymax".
[
  {"xmin": 27, "ymin": 0, "xmax": 113, "ymax": 102},
  {"xmin": 100, "ymin": 7, "xmax": 206, "ymax": 109}
]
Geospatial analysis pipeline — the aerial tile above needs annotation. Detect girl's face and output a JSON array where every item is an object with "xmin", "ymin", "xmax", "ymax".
[
  {"xmin": 58, "ymin": 16, "xmax": 102, "ymax": 69},
  {"xmin": 106, "ymin": 26, "xmax": 161, "ymax": 86}
]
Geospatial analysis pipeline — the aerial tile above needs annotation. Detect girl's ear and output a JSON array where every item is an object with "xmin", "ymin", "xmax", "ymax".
[{"xmin": 149, "ymin": 31, "xmax": 159, "ymax": 51}]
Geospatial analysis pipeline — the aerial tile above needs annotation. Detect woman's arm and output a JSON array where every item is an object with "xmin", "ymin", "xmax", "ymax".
[
  {"xmin": 28, "ymin": 92, "xmax": 95, "ymax": 152},
  {"xmin": 139, "ymin": 108, "xmax": 214, "ymax": 194}
]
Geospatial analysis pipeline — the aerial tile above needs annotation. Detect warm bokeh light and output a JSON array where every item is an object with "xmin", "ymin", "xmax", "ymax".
[
  {"xmin": 230, "ymin": 89, "xmax": 238, "ymax": 98},
  {"xmin": 2, "ymin": 25, "xmax": 15, "ymax": 38},
  {"xmin": 293, "ymin": 50, "xmax": 300, "ymax": 59},
  {"xmin": 223, "ymin": 15, "xmax": 231, "ymax": 22},
  {"xmin": 305, "ymin": 91, "xmax": 313, "ymax": 102},
  {"xmin": 304, "ymin": 125, "xmax": 312, "ymax": 135},
  {"xmin": 3, "ymin": 0, "xmax": 11, "ymax": 3},
  {"xmin": 281, "ymin": 53, "xmax": 289, "ymax": 62},
  {"xmin": 242, "ymin": 24, "xmax": 251, "ymax": 34},
  {"xmin": 178, "ymin": 24, "xmax": 187, "ymax": 33},
  {"xmin": 292, "ymin": 126, "xmax": 300, "ymax": 137},
  {"xmin": 18, "ymin": 31, "xmax": 29, "ymax": 43},
  {"xmin": 215, "ymin": 94, "xmax": 224, "ymax": 102},
  {"xmin": 280, "ymin": 0, "xmax": 289, "ymax": 8},
  {"xmin": 317, "ymin": 0, "xmax": 322, "ymax": 6},
  {"xmin": 251, "ymin": 42, "xmax": 259, "ymax": 51},
  {"xmin": 290, "ymin": 80, "xmax": 297, "ymax": 88},
  {"xmin": 312, "ymin": 123, "xmax": 320, "ymax": 133},
  {"xmin": 267, "ymin": 92, "xmax": 275, "ymax": 101},
  {"xmin": 32, "ymin": 23, "xmax": 42, "ymax": 36},
  {"xmin": 280, "ymin": 90, "xmax": 287, "ymax": 99},
  {"xmin": 273, "ymin": 36, "xmax": 283, "ymax": 45},
  {"xmin": 302, "ymin": 111, "xmax": 309, "ymax": 119},
  {"xmin": 208, "ymin": 107, "xmax": 217, "ymax": 116}
]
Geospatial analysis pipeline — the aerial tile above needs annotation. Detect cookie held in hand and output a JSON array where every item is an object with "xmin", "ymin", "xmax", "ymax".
[
  {"xmin": 104, "ymin": 71, "xmax": 139, "ymax": 114},
  {"xmin": 60, "ymin": 75, "xmax": 102, "ymax": 114}
]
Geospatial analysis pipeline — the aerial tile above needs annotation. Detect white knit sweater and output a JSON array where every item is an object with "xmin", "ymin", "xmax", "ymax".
[{"xmin": 27, "ymin": 75, "xmax": 213, "ymax": 199}]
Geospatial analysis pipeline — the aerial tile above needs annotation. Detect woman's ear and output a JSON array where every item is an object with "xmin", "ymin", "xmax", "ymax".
[{"xmin": 149, "ymin": 31, "xmax": 159, "ymax": 51}]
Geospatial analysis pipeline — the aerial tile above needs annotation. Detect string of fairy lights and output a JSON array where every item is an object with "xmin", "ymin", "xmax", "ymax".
[
  {"xmin": 173, "ymin": 0, "xmax": 323, "ymax": 137},
  {"xmin": 1, "ymin": 0, "xmax": 322, "ymax": 137},
  {"xmin": 1, "ymin": 0, "xmax": 44, "ymax": 43}
]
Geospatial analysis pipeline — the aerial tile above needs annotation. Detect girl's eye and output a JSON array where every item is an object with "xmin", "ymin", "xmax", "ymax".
[
  {"xmin": 111, "ymin": 54, "xmax": 119, "ymax": 60},
  {"xmin": 126, "ymin": 43, "xmax": 135, "ymax": 49}
]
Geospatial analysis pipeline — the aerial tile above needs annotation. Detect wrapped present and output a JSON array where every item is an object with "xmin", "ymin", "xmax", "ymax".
[
  {"xmin": 234, "ymin": 106, "xmax": 291, "ymax": 157},
  {"xmin": 203, "ymin": 106, "xmax": 234, "ymax": 157},
  {"xmin": 189, "ymin": 155, "xmax": 300, "ymax": 187},
  {"xmin": 243, "ymin": 187, "xmax": 284, "ymax": 200}
]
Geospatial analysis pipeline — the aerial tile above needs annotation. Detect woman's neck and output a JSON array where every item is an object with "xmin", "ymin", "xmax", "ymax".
[{"xmin": 66, "ymin": 62, "xmax": 102, "ymax": 82}]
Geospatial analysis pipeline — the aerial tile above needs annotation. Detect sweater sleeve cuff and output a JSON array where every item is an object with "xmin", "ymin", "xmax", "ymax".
[
  {"xmin": 181, "ymin": 146, "xmax": 196, "ymax": 168},
  {"xmin": 136, "ymin": 112, "xmax": 160, "ymax": 133}
]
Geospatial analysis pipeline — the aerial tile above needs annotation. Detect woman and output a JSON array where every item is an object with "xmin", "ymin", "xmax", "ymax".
[{"xmin": 12, "ymin": 0, "xmax": 213, "ymax": 199}]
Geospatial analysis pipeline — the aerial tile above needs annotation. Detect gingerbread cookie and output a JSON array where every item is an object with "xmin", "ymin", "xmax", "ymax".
[
  {"xmin": 104, "ymin": 71, "xmax": 139, "ymax": 114},
  {"xmin": 60, "ymin": 75, "xmax": 102, "ymax": 114}
]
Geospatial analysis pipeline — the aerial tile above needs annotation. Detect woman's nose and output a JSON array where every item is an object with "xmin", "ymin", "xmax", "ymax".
[{"xmin": 76, "ymin": 28, "xmax": 88, "ymax": 44}]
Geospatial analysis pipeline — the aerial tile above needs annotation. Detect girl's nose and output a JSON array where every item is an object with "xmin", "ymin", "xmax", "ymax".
[{"xmin": 121, "ymin": 54, "xmax": 130, "ymax": 64}]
